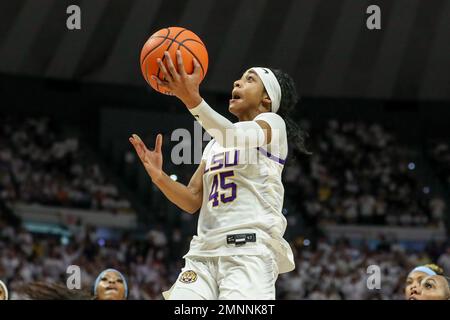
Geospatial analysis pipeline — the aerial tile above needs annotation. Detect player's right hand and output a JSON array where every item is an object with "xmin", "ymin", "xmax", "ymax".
[
  {"xmin": 129, "ymin": 133, "xmax": 163, "ymax": 183},
  {"xmin": 152, "ymin": 50, "xmax": 203, "ymax": 109}
]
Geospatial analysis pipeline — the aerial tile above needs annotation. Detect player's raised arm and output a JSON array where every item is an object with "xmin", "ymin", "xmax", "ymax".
[
  {"xmin": 152, "ymin": 51, "xmax": 271, "ymax": 149},
  {"xmin": 129, "ymin": 133, "xmax": 203, "ymax": 214}
]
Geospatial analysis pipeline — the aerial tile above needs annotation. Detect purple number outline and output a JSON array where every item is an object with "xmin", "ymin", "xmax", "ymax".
[
  {"xmin": 220, "ymin": 171, "xmax": 237, "ymax": 203},
  {"xmin": 208, "ymin": 170, "xmax": 237, "ymax": 207},
  {"xmin": 208, "ymin": 174, "xmax": 220, "ymax": 207}
]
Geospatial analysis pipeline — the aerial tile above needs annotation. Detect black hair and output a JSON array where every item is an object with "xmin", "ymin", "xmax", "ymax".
[
  {"xmin": 269, "ymin": 68, "xmax": 310, "ymax": 156},
  {"xmin": 16, "ymin": 281, "xmax": 94, "ymax": 300}
]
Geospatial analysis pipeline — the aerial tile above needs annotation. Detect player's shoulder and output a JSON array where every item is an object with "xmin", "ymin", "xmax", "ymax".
[
  {"xmin": 202, "ymin": 139, "xmax": 217, "ymax": 154},
  {"xmin": 256, "ymin": 112, "xmax": 288, "ymax": 154},
  {"xmin": 254, "ymin": 112, "xmax": 286, "ymax": 128},
  {"xmin": 254, "ymin": 112, "xmax": 284, "ymax": 121},
  {"xmin": 205, "ymin": 139, "xmax": 216, "ymax": 149}
]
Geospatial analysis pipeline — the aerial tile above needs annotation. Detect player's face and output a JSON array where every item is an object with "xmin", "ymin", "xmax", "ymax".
[
  {"xmin": 96, "ymin": 271, "xmax": 126, "ymax": 300},
  {"xmin": 229, "ymin": 69, "xmax": 269, "ymax": 117},
  {"xmin": 405, "ymin": 271, "xmax": 428, "ymax": 300},
  {"xmin": 415, "ymin": 275, "xmax": 450, "ymax": 300}
]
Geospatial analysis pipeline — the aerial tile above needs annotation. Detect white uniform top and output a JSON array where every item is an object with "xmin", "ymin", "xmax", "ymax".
[{"xmin": 183, "ymin": 112, "xmax": 295, "ymax": 274}]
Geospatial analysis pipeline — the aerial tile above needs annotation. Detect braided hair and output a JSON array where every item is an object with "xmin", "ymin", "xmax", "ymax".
[
  {"xmin": 424, "ymin": 264, "xmax": 445, "ymax": 275},
  {"xmin": 16, "ymin": 281, "xmax": 93, "ymax": 300},
  {"xmin": 269, "ymin": 69, "xmax": 310, "ymax": 157}
]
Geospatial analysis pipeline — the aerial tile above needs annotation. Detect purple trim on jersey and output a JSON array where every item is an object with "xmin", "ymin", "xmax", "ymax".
[{"xmin": 257, "ymin": 147, "xmax": 286, "ymax": 165}]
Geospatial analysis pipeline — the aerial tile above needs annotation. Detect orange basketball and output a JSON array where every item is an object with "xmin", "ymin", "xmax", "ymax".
[{"xmin": 140, "ymin": 27, "xmax": 209, "ymax": 95}]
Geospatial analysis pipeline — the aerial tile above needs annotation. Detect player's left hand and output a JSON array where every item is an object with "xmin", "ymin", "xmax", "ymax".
[{"xmin": 152, "ymin": 50, "xmax": 203, "ymax": 109}]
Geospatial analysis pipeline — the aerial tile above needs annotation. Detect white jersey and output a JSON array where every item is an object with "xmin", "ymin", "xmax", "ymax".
[{"xmin": 184, "ymin": 112, "xmax": 295, "ymax": 274}]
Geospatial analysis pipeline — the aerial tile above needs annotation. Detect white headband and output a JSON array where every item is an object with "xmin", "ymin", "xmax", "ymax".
[
  {"xmin": 251, "ymin": 67, "xmax": 282, "ymax": 113},
  {"xmin": 409, "ymin": 266, "xmax": 437, "ymax": 276},
  {"xmin": 0, "ymin": 280, "xmax": 8, "ymax": 300}
]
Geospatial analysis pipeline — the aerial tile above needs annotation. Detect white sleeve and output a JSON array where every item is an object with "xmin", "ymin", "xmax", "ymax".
[
  {"xmin": 253, "ymin": 112, "xmax": 288, "ymax": 160},
  {"xmin": 189, "ymin": 100, "xmax": 265, "ymax": 149}
]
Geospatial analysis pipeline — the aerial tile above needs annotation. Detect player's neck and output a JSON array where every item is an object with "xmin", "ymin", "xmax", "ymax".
[{"xmin": 237, "ymin": 109, "xmax": 261, "ymax": 122}]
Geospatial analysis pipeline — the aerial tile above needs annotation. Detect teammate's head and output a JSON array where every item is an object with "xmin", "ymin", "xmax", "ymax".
[
  {"xmin": 0, "ymin": 280, "xmax": 8, "ymax": 300},
  {"xmin": 230, "ymin": 67, "xmax": 309, "ymax": 155},
  {"xmin": 405, "ymin": 264, "xmax": 444, "ymax": 300},
  {"xmin": 93, "ymin": 269, "xmax": 128, "ymax": 300}
]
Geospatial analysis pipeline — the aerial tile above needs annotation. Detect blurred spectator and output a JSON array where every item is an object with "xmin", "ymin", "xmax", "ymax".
[
  {"xmin": 437, "ymin": 247, "xmax": 450, "ymax": 276},
  {"xmin": 1, "ymin": 116, "xmax": 448, "ymax": 300},
  {"xmin": 428, "ymin": 141, "xmax": 450, "ymax": 188},
  {"xmin": 0, "ymin": 117, "xmax": 134, "ymax": 214},
  {"xmin": 2, "ymin": 218, "xmax": 445, "ymax": 300},
  {"xmin": 289, "ymin": 120, "xmax": 446, "ymax": 227}
]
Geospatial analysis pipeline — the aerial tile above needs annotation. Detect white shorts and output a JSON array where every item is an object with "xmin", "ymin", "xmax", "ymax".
[{"xmin": 163, "ymin": 253, "xmax": 279, "ymax": 300}]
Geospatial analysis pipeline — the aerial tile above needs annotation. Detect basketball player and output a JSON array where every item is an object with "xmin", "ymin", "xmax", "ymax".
[
  {"xmin": 129, "ymin": 50, "xmax": 308, "ymax": 299},
  {"xmin": 93, "ymin": 268, "xmax": 128, "ymax": 300},
  {"xmin": 405, "ymin": 264, "xmax": 445, "ymax": 300},
  {"xmin": 0, "ymin": 280, "xmax": 8, "ymax": 300}
]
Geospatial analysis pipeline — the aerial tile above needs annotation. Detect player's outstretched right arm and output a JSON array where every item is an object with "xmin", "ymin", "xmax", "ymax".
[{"xmin": 129, "ymin": 133, "xmax": 203, "ymax": 214}]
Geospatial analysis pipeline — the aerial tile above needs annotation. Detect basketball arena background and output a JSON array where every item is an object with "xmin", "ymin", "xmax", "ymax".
[{"xmin": 0, "ymin": 0, "xmax": 449, "ymax": 300}]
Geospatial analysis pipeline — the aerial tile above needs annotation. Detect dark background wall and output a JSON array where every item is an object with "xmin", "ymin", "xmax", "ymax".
[
  {"xmin": 1, "ymin": 73, "xmax": 449, "ymax": 145},
  {"xmin": 1, "ymin": 0, "xmax": 450, "ymax": 101}
]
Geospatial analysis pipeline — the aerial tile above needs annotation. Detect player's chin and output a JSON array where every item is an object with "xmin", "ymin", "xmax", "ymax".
[
  {"xmin": 228, "ymin": 99, "xmax": 244, "ymax": 115},
  {"xmin": 102, "ymin": 293, "xmax": 121, "ymax": 300}
]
